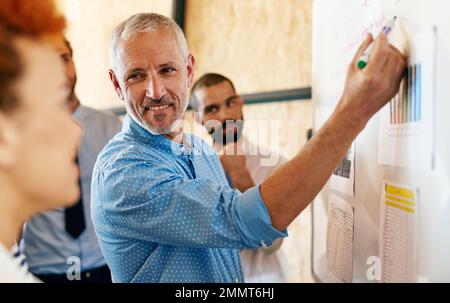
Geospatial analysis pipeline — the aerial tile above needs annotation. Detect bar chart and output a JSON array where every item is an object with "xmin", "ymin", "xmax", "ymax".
[
  {"xmin": 378, "ymin": 25, "xmax": 436, "ymax": 170},
  {"xmin": 389, "ymin": 64, "xmax": 422, "ymax": 125}
]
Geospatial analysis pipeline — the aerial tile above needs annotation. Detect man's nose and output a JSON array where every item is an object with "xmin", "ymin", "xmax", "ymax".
[
  {"xmin": 215, "ymin": 109, "xmax": 227, "ymax": 124},
  {"xmin": 145, "ymin": 76, "xmax": 166, "ymax": 100}
]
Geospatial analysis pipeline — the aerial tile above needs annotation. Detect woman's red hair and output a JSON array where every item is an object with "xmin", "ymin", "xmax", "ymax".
[
  {"xmin": 0, "ymin": 0, "xmax": 66, "ymax": 36},
  {"xmin": 0, "ymin": 0, "xmax": 66, "ymax": 111}
]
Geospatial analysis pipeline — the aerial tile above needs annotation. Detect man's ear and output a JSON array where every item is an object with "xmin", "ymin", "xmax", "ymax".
[
  {"xmin": 0, "ymin": 114, "xmax": 17, "ymax": 170},
  {"xmin": 186, "ymin": 54, "xmax": 195, "ymax": 88},
  {"xmin": 109, "ymin": 69, "xmax": 125, "ymax": 101}
]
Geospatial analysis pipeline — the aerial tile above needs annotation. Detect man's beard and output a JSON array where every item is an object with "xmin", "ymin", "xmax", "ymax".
[
  {"xmin": 128, "ymin": 96, "xmax": 188, "ymax": 136},
  {"xmin": 208, "ymin": 118, "xmax": 244, "ymax": 146}
]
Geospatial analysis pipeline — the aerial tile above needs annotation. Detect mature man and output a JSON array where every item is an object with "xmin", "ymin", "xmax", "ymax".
[
  {"xmin": 189, "ymin": 73, "xmax": 288, "ymax": 283},
  {"xmin": 91, "ymin": 13, "xmax": 405, "ymax": 283},
  {"xmin": 22, "ymin": 35, "xmax": 122, "ymax": 283}
]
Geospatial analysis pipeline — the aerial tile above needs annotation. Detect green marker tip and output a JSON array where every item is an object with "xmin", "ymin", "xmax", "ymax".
[{"xmin": 357, "ymin": 60, "xmax": 367, "ymax": 69}]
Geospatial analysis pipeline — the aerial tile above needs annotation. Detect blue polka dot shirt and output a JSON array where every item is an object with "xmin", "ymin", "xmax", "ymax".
[{"xmin": 91, "ymin": 115, "xmax": 287, "ymax": 283}]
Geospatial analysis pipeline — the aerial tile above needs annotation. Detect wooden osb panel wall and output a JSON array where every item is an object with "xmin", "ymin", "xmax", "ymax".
[{"xmin": 184, "ymin": 0, "xmax": 314, "ymax": 282}]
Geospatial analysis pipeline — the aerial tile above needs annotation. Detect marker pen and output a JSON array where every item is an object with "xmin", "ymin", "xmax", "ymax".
[{"xmin": 357, "ymin": 17, "xmax": 397, "ymax": 69}]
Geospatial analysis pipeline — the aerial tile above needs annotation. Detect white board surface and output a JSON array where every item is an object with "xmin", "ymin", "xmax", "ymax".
[{"xmin": 312, "ymin": 0, "xmax": 450, "ymax": 283}]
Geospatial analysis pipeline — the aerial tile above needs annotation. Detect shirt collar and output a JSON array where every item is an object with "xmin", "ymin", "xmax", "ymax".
[{"xmin": 122, "ymin": 114, "xmax": 198, "ymax": 156}]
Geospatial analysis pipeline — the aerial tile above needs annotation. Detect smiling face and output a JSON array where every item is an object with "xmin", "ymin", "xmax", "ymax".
[
  {"xmin": 0, "ymin": 37, "xmax": 82, "ymax": 213},
  {"xmin": 110, "ymin": 28, "xmax": 195, "ymax": 137}
]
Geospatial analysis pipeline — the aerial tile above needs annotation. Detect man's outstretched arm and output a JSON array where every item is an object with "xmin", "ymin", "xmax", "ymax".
[{"xmin": 261, "ymin": 34, "xmax": 406, "ymax": 231}]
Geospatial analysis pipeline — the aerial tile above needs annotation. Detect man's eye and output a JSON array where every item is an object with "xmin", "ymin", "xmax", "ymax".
[
  {"xmin": 205, "ymin": 107, "xmax": 217, "ymax": 114},
  {"xmin": 128, "ymin": 73, "xmax": 143, "ymax": 81},
  {"xmin": 61, "ymin": 55, "xmax": 70, "ymax": 63},
  {"xmin": 161, "ymin": 67, "xmax": 175, "ymax": 74}
]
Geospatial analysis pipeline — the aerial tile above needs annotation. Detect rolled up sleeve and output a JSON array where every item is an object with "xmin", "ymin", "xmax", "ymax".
[{"xmin": 235, "ymin": 186, "xmax": 288, "ymax": 248}]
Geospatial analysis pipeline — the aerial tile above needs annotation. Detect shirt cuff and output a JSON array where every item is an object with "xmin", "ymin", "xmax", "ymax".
[{"xmin": 235, "ymin": 185, "xmax": 288, "ymax": 248}]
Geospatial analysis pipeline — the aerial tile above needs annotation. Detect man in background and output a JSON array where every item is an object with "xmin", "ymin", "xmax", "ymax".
[
  {"xmin": 190, "ymin": 73, "xmax": 288, "ymax": 282},
  {"xmin": 22, "ymin": 35, "xmax": 122, "ymax": 283}
]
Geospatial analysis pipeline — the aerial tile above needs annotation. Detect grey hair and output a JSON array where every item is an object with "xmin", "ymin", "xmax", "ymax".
[{"xmin": 109, "ymin": 13, "xmax": 189, "ymax": 71}]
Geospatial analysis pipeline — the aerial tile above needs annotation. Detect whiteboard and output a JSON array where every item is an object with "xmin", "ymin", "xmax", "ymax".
[{"xmin": 312, "ymin": 0, "xmax": 450, "ymax": 283}]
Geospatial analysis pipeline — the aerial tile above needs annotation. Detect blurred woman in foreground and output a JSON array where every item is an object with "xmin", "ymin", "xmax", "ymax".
[{"xmin": 0, "ymin": 0, "xmax": 82, "ymax": 282}]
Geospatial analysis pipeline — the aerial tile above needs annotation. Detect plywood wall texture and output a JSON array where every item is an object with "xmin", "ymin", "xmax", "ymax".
[{"xmin": 185, "ymin": 0, "xmax": 314, "ymax": 282}]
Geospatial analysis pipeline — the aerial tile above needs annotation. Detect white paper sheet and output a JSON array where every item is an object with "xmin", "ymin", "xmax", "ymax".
[
  {"xmin": 379, "ymin": 181, "xmax": 419, "ymax": 282},
  {"xmin": 326, "ymin": 194, "xmax": 354, "ymax": 283},
  {"xmin": 378, "ymin": 23, "xmax": 436, "ymax": 170},
  {"xmin": 331, "ymin": 141, "xmax": 356, "ymax": 197}
]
